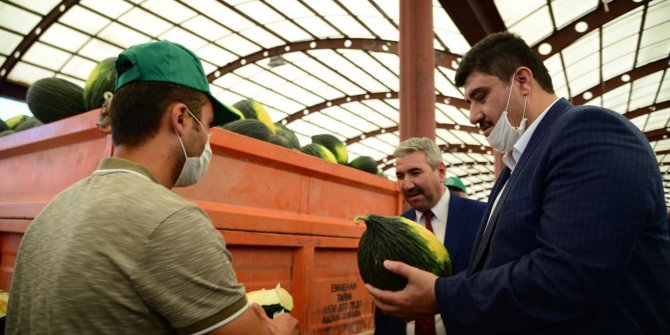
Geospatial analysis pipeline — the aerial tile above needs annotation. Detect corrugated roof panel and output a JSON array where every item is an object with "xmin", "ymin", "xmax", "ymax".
[
  {"xmin": 119, "ymin": 7, "xmax": 172, "ymax": 37},
  {"xmin": 325, "ymin": 16, "xmax": 371, "ymax": 38},
  {"xmin": 142, "ymin": 0, "xmax": 196, "ymax": 23},
  {"xmin": 0, "ymin": 3, "xmax": 41, "ymax": 35},
  {"xmin": 8, "ymin": 61, "xmax": 54, "ymax": 85},
  {"xmin": 60, "ymin": 55, "xmax": 96, "ymax": 80},
  {"xmin": 550, "ymin": 0, "xmax": 598, "ymax": 30},
  {"xmin": 216, "ymin": 33, "xmax": 260, "ymax": 56},
  {"xmin": 302, "ymin": 0, "xmax": 348, "ymax": 16},
  {"xmin": 360, "ymin": 17, "xmax": 399, "ymax": 41},
  {"xmin": 22, "ymin": 42, "xmax": 71, "ymax": 71},
  {"xmin": 293, "ymin": 17, "xmax": 340, "ymax": 38},
  {"xmin": 80, "ymin": 0, "xmax": 132, "ymax": 18},
  {"xmin": 0, "ymin": 29, "xmax": 25, "ymax": 56},
  {"xmin": 601, "ymin": 84, "xmax": 631, "ymax": 114},
  {"xmin": 264, "ymin": 20, "xmax": 312, "ymax": 42},
  {"xmin": 97, "ymin": 22, "xmax": 151, "ymax": 50},
  {"xmin": 630, "ymin": 72, "xmax": 664, "ymax": 111},
  {"xmin": 646, "ymin": 108, "xmax": 670, "ymax": 131},
  {"xmin": 59, "ymin": 6, "xmax": 111, "ymax": 35},
  {"xmin": 183, "ymin": 16, "xmax": 231, "ymax": 41}
]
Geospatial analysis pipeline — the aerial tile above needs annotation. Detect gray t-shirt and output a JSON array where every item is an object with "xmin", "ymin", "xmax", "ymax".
[{"xmin": 6, "ymin": 157, "xmax": 247, "ymax": 334}]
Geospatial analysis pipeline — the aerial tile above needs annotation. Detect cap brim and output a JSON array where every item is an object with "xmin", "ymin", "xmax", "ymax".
[{"xmin": 210, "ymin": 96, "xmax": 242, "ymax": 126}]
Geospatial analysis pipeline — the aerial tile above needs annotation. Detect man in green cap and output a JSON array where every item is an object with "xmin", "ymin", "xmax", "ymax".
[
  {"xmin": 6, "ymin": 40, "xmax": 298, "ymax": 335},
  {"xmin": 444, "ymin": 176, "xmax": 468, "ymax": 198}
]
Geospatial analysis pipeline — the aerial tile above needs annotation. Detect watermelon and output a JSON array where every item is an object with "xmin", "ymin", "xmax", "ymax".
[
  {"xmin": 4, "ymin": 115, "xmax": 26, "ymax": 130},
  {"xmin": 268, "ymin": 134, "xmax": 295, "ymax": 149},
  {"xmin": 83, "ymin": 57, "xmax": 117, "ymax": 111},
  {"xmin": 312, "ymin": 134, "xmax": 348, "ymax": 165},
  {"xmin": 233, "ymin": 99, "xmax": 276, "ymax": 134},
  {"xmin": 348, "ymin": 156, "xmax": 378, "ymax": 174},
  {"xmin": 356, "ymin": 214, "xmax": 451, "ymax": 291},
  {"xmin": 246, "ymin": 283, "xmax": 294, "ymax": 319},
  {"xmin": 26, "ymin": 77, "xmax": 86, "ymax": 123},
  {"xmin": 0, "ymin": 130, "xmax": 14, "ymax": 137},
  {"xmin": 274, "ymin": 123, "xmax": 300, "ymax": 149},
  {"xmin": 0, "ymin": 118, "xmax": 8, "ymax": 132},
  {"xmin": 220, "ymin": 119, "xmax": 271, "ymax": 142},
  {"xmin": 300, "ymin": 143, "xmax": 337, "ymax": 163},
  {"xmin": 13, "ymin": 116, "xmax": 43, "ymax": 132}
]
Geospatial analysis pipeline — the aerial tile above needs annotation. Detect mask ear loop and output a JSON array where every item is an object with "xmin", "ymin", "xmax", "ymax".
[{"xmin": 503, "ymin": 75, "xmax": 515, "ymax": 113}]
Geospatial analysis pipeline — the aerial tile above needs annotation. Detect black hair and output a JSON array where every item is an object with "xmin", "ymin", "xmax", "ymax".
[{"xmin": 455, "ymin": 32, "xmax": 554, "ymax": 93}]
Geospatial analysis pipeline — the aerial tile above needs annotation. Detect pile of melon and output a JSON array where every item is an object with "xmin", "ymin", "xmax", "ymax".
[{"xmin": 7, "ymin": 57, "xmax": 383, "ymax": 177}]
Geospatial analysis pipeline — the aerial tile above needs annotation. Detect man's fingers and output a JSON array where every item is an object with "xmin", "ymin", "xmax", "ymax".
[
  {"xmin": 251, "ymin": 303, "xmax": 271, "ymax": 322},
  {"xmin": 383, "ymin": 260, "xmax": 414, "ymax": 277}
]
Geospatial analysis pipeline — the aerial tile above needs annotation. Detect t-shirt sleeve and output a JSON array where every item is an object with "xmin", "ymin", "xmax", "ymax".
[{"xmin": 131, "ymin": 205, "xmax": 247, "ymax": 333}]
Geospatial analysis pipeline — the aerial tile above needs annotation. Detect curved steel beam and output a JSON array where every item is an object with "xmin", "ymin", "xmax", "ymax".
[
  {"xmin": 439, "ymin": 0, "xmax": 505, "ymax": 46},
  {"xmin": 345, "ymin": 122, "xmax": 481, "ymax": 146},
  {"xmin": 646, "ymin": 128, "xmax": 670, "ymax": 142},
  {"xmin": 206, "ymin": 38, "xmax": 461, "ymax": 82},
  {"xmin": 0, "ymin": 0, "xmax": 79, "ymax": 82},
  {"xmin": 281, "ymin": 91, "xmax": 468, "ymax": 124},
  {"xmin": 381, "ymin": 159, "xmax": 493, "ymax": 172},
  {"xmin": 571, "ymin": 56, "xmax": 668, "ymax": 105},
  {"xmin": 624, "ymin": 99, "xmax": 670, "ymax": 120},
  {"xmin": 532, "ymin": 0, "xmax": 648, "ymax": 60},
  {"xmin": 376, "ymin": 143, "xmax": 491, "ymax": 168}
]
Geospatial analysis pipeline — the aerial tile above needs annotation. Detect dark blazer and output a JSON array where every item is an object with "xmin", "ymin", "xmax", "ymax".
[
  {"xmin": 435, "ymin": 98, "xmax": 670, "ymax": 334},
  {"xmin": 374, "ymin": 192, "xmax": 486, "ymax": 335}
]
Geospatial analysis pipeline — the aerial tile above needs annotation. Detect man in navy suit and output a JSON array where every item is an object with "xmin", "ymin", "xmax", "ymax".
[
  {"xmin": 366, "ymin": 32, "xmax": 670, "ymax": 334},
  {"xmin": 374, "ymin": 138, "xmax": 486, "ymax": 335}
]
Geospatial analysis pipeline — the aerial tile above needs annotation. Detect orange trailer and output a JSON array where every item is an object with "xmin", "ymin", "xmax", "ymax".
[{"xmin": 0, "ymin": 110, "xmax": 402, "ymax": 334}]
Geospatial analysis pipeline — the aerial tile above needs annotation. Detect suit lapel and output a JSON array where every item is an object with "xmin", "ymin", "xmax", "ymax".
[
  {"xmin": 468, "ymin": 98, "xmax": 572, "ymax": 273},
  {"xmin": 468, "ymin": 167, "xmax": 511, "ymax": 274}
]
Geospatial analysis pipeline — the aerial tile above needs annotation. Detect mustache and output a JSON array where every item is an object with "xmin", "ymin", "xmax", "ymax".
[
  {"xmin": 478, "ymin": 120, "xmax": 494, "ymax": 131},
  {"xmin": 404, "ymin": 187, "xmax": 422, "ymax": 197}
]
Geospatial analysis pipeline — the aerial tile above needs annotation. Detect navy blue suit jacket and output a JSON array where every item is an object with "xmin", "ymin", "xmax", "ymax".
[
  {"xmin": 435, "ymin": 98, "xmax": 670, "ymax": 334},
  {"xmin": 374, "ymin": 192, "xmax": 486, "ymax": 335}
]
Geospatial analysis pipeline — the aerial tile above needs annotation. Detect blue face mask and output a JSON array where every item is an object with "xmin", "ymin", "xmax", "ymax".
[
  {"xmin": 174, "ymin": 109, "xmax": 212, "ymax": 187},
  {"xmin": 486, "ymin": 76, "xmax": 528, "ymax": 153}
]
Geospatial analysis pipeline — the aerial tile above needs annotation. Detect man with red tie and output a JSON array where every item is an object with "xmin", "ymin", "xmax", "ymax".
[{"xmin": 373, "ymin": 137, "xmax": 486, "ymax": 335}]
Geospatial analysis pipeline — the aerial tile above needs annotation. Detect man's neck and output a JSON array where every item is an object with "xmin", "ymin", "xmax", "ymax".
[
  {"xmin": 526, "ymin": 92, "xmax": 558, "ymax": 128},
  {"xmin": 114, "ymin": 138, "xmax": 179, "ymax": 189}
]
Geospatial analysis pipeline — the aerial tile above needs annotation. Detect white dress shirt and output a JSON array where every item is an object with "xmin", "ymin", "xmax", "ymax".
[{"xmin": 407, "ymin": 188, "xmax": 450, "ymax": 335}]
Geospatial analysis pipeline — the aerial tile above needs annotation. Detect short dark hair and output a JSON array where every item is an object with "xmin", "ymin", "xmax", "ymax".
[
  {"xmin": 455, "ymin": 32, "xmax": 554, "ymax": 93},
  {"xmin": 109, "ymin": 81, "xmax": 209, "ymax": 146}
]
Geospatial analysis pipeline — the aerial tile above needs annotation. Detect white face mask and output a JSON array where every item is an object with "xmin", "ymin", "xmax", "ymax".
[
  {"xmin": 486, "ymin": 76, "xmax": 528, "ymax": 153},
  {"xmin": 174, "ymin": 109, "xmax": 212, "ymax": 187}
]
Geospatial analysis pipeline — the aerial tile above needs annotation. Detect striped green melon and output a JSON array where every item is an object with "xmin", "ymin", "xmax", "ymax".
[
  {"xmin": 356, "ymin": 214, "xmax": 451, "ymax": 291},
  {"xmin": 26, "ymin": 77, "xmax": 86, "ymax": 123},
  {"xmin": 233, "ymin": 99, "xmax": 276, "ymax": 134},
  {"xmin": 83, "ymin": 57, "xmax": 117, "ymax": 111},
  {"xmin": 220, "ymin": 119, "xmax": 271, "ymax": 142},
  {"xmin": 300, "ymin": 143, "xmax": 337, "ymax": 163},
  {"xmin": 312, "ymin": 134, "xmax": 348, "ymax": 165},
  {"xmin": 348, "ymin": 156, "xmax": 378, "ymax": 174},
  {"xmin": 274, "ymin": 123, "xmax": 300, "ymax": 149}
]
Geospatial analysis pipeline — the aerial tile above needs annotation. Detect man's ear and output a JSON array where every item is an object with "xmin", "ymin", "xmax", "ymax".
[
  {"xmin": 515, "ymin": 67, "xmax": 533, "ymax": 96},
  {"xmin": 168, "ymin": 103, "xmax": 189, "ymax": 136},
  {"xmin": 437, "ymin": 162, "xmax": 447, "ymax": 179}
]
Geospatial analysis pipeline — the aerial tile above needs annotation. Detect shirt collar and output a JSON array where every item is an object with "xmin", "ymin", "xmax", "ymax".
[
  {"xmin": 415, "ymin": 187, "xmax": 450, "ymax": 223},
  {"xmin": 503, "ymin": 98, "xmax": 559, "ymax": 170},
  {"xmin": 96, "ymin": 157, "xmax": 159, "ymax": 183}
]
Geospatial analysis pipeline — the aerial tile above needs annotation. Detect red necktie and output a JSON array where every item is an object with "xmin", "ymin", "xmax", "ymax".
[{"xmin": 415, "ymin": 210, "xmax": 436, "ymax": 335}]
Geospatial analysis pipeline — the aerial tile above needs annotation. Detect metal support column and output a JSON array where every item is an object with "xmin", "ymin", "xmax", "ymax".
[{"xmin": 399, "ymin": 0, "xmax": 436, "ymax": 141}]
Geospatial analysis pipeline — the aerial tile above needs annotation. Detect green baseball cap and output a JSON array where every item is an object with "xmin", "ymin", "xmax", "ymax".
[
  {"xmin": 445, "ymin": 176, "xmax": 467, "ymax": 193},
  {"xmin": 115, "ymin": 40, "xmax": 242, "ymax": 126}
]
